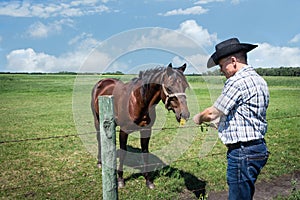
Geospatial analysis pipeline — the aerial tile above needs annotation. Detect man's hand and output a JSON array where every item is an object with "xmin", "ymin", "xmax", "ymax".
[{"xmin": 193, "ymin": 113, "xmax": 203, "ymax": 125}]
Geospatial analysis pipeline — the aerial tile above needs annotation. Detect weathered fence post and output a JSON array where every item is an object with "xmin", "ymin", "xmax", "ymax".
[{"xmin": 98, "ymin": 95, "xmax": 118, "ymax": 200}]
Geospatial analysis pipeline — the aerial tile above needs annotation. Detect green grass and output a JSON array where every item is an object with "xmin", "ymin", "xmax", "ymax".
[{"xmin": 0, "ymin": 74, "xmax": 299, "ymax": 199}]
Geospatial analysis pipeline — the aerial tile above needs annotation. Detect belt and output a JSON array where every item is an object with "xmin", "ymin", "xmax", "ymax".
[{"xmin": 226, "ymin": 139, "xmax": 265, "ymax": 150}]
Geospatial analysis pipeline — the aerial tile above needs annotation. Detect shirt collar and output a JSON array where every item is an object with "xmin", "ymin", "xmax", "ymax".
[{"xmin": 234, "ymin": 64, "xmax": 252, "ymax": 77}]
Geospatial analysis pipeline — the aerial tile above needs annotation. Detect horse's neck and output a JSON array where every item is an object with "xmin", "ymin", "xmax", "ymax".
[
  {"xmin": 146, "ymin": 85, "xmax": 162, "ymax": 106},
  {"xmin": 139, "ymin": 83, "xmax": 161, "ymax": 106},
  {"xmin": 144, "ymin": 72, "xmax": 163, "ymax": 99}
]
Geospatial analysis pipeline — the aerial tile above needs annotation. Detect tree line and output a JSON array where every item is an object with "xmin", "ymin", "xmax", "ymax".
[
  {"xmin": 255, "ymin": 67, "xmax": 300, "ymax": 76},
  {"xmin": 1, "ymin": 67, "xmax": 299, "ymax": 76},
  {"xmin": 201, "ymin": 67, "xmax": 300, "ymax": 76}
]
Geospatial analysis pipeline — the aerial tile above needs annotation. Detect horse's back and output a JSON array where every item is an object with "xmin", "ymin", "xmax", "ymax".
[
  {"xmin": 91, "ymin": 78, "xmax": 122, "ymax": 119},
  {"xmin": 92, "ymin": 78, "xmax": 120, "ymax": 96}
]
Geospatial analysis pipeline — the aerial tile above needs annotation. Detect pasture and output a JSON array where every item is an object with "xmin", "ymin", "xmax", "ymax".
[{"xmin": 0, "ymin": 74, "xmax": 299, "ymax": 199}]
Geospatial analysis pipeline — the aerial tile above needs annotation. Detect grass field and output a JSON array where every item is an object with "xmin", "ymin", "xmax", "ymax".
[{"xmin": 0, "ymin": 74, "xmax": 299, "ymax": 199}]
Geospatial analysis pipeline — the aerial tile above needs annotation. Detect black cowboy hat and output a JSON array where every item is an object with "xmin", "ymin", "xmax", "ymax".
[{"xmin": 207, "ymin": 38, "xmax": 258, "ymax": 68}]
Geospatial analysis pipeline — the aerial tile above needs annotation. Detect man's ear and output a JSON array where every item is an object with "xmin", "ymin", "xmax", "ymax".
[{"xmin": 231, "ymin": 57, "xmax": 237, "ymax": 68}]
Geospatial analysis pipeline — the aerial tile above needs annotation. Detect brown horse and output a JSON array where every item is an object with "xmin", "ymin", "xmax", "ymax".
[{"xmin": 91, "ymin": 63, "xmax": 190, "ymax": 189}]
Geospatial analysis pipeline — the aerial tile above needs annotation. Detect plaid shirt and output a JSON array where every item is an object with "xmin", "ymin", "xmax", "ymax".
[{"xmin": 214, "ymin": 65, "xmax": 269, "ymax": 144}]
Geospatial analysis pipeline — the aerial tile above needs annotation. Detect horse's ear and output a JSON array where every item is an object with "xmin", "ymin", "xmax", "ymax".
[
  {"xmin": 178, "ymin": 63, "xmax": 187, "ymax": 72},
  {"xmin": 167, "ymin": 63, "xmax": 173, "ymax": 76}
]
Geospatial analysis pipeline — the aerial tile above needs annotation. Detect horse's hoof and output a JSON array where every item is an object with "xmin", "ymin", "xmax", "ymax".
[
  {"xmin": 97, "ymin": 162, "xmax": 102, "ymax": 168},
  {"xmin": 118, "ymin": 178, "xmax": 125, "ymax": 188},
  {"xmin": 146, "ymin": 180, "xmax": 155, "ymax": 189}
]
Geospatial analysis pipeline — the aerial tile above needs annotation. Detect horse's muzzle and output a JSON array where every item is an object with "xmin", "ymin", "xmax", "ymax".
[{"xmin": 176, "ymin": 111, "xmax": 190, "ymax": 123}]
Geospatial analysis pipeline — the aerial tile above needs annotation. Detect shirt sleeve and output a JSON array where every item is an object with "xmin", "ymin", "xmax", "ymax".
[{"xmin": 213, "ymin": 80, "xmax": 241, "ymax": 116}]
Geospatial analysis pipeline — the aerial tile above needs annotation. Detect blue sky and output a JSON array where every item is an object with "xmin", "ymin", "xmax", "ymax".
[{"xmin": 0, "ymin": 0, "xmax": 299, "ymax": 73}]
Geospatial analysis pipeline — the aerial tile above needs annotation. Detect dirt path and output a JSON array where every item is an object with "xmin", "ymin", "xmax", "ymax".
[{"xmin": 208, "ymin": 171, "xmax": 300, "ymax": 200}]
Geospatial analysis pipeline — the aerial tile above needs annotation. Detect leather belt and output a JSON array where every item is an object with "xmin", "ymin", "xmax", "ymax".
[{"xmin": 226, "ymin": 139, "xmax": 265, "ymax": 150}]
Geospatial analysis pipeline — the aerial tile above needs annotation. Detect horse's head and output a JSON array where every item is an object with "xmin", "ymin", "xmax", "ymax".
[{"xmin": 161, "ymin": 63, "xmax": 190, "ymax": 123}]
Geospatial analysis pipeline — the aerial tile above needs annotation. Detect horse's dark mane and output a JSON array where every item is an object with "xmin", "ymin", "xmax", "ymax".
[
  {"xmin": 132, "ymin": 65, "xmax": 188, "ymax": 87},
  {"xmin": 128, "ymin": 67, "xmax": 165, "ymax": 100},
  {"xmin": 130, "ymin": 67, "xmax": 163, "ymax": 84},
  {"xmin": 138, "ymin": 66, "xmax": 166, "ymax": 85}
]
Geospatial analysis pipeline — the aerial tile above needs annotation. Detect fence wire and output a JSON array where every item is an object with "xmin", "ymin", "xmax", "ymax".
[{"xmin": 1, "ymin": 115, "xmax": 299, "ymax": 145}]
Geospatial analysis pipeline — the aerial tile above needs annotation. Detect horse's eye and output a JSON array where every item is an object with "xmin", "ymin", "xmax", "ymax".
[{"xmin": 166, "ymin": 87, "xmax": 172, "ymax": 93}]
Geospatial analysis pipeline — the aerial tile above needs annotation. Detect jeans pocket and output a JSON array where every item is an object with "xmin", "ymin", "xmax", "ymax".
[
  {"xmin": 227, "ymin": 150, "xmax": 241, "ymax": 183},
  {"xmin": 247, "ymin": 153, "xmax": 269, "ymax": 181}
]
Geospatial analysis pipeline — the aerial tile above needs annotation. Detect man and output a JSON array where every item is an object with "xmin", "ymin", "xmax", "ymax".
[{"xmin": 193, "ymin": 38, "xmax": 269, "ymax": 200}]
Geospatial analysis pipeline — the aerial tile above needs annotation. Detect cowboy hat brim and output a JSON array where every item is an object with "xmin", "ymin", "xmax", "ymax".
[{"xmin": 207, "ymin": 43, "xmax": 258, "ymax": 68}]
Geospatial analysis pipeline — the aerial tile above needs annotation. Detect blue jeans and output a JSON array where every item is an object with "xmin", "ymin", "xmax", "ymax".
[{"xmin": 227, "ymin": 141, "xmax": 269, "ymax": 200}]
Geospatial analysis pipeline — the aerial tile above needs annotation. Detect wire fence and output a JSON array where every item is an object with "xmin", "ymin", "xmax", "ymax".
[
  {"xmin": 1, "ymin": 114, "xmax": 299, "ymax": 145},
  {"xmin": 1, "ymin": 114, "xmax": 299, "ymax": 195}
]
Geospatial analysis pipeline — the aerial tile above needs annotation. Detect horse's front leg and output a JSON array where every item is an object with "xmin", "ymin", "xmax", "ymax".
[
  {"xmin": 118, "ymin": 130, "xmax": 128, "ymax": 188},
  {"xmin": 140, "ymin": 128, "xmax": 155, "ymax": 189}
]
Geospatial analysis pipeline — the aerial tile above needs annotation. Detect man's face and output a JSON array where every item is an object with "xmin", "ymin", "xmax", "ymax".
[{"xmin": 219, "ymin": 56, "xmax": 237, "ymax": 79}]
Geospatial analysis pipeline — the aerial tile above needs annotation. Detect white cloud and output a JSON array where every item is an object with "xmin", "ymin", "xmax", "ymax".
[
  {"xmin": 177, "ymin": 20, "xmax": 217, "ymax": 47},
  {"xmin": 77, "ymin": 36, "xmax": 99, "ymax": 50},
  {"xmin": 26, "ymin": 19, "xmax": 74, "ymax": 38},
  {"xmin": 69, "ymin": 32, "xmax": 94, "ymax": 45},
  {"xmin": 185, "ymin": 53, "xmax": 210, "ymax": 71},
  {"xmin": 194, "ymin": 0, "xmax": 225, "ymax": 4},
  {"xmin": 230, "ymin": 0, "xmax": 240, "ymax": 5},
  {"xmin": 0, "ymin": 2, "xmax": 30, "ymax": 17},
  {"xmin": 171, "ymin": 55, "xmax": 209, "ymax": 74},
  {"xmin": 0, "ymin": 1, "xmax": 110, "ymax": 18},
  {"xmin": 289, "ymin": 33, "xmax": 300, "ymax": 44},
  {"xmin": 5, "ymin": 35, "xmax": 108, "ymax": 72},
  {"xmin": 6, "ymin": 47, "xmax": 111, "ymax": 73},
  {"xmin": 159, "ymin": 6, "xmax": 208, "ymax": 16},
  {"xmin": 128, "ymin": 28, "xmax": 198, "ymax": 50},
  {"xmin": 26, "ymin": 22, "xmax": 49, "ymax": 38},
  {"xmin": 251, "ymin": 43, "xmax": 300, "ymax": 67},
  {"xmin": 129, "ymin": 20, "xmax": 217, "ymax": 50},
  {"xmin": 6, "ymin": 48, "xmax": 57, "ymax": 72},
  {"xmin": 171, "ymin": 56, "xmax": 185, "ymax": 67},
  {"xmin": 194, "ymin": 0, "xmax": 239, "ymax": 5}
]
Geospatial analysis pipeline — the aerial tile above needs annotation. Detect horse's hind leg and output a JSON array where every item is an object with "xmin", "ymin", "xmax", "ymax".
[
  {"xmin": 140, "ymin": 129, "xmax": 155, "ymax": 189},
  {"xmin": 93, "ymin": 116, "xmax": 102, "ymax": 168},
  {"xmin": 91, "ymin": 85, "xmax": 102, "ymax": 168},
  {"xmin": 118, "ymin": 130, "xmax": 128, "ymax": 188},
  {"xmin": 96, "ymin": 127, "xmax": 102, "ymax": 168}
]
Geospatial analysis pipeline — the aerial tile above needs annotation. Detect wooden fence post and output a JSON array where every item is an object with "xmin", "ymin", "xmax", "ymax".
[{"xmin": 98, "ymin": 95, "xmax": 118, "ymax": 200}]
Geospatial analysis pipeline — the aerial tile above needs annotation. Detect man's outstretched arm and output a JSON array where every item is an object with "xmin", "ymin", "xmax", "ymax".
[{"xmin": 193, "ymin": 106, "xmax": 223, "ymax": 125}]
